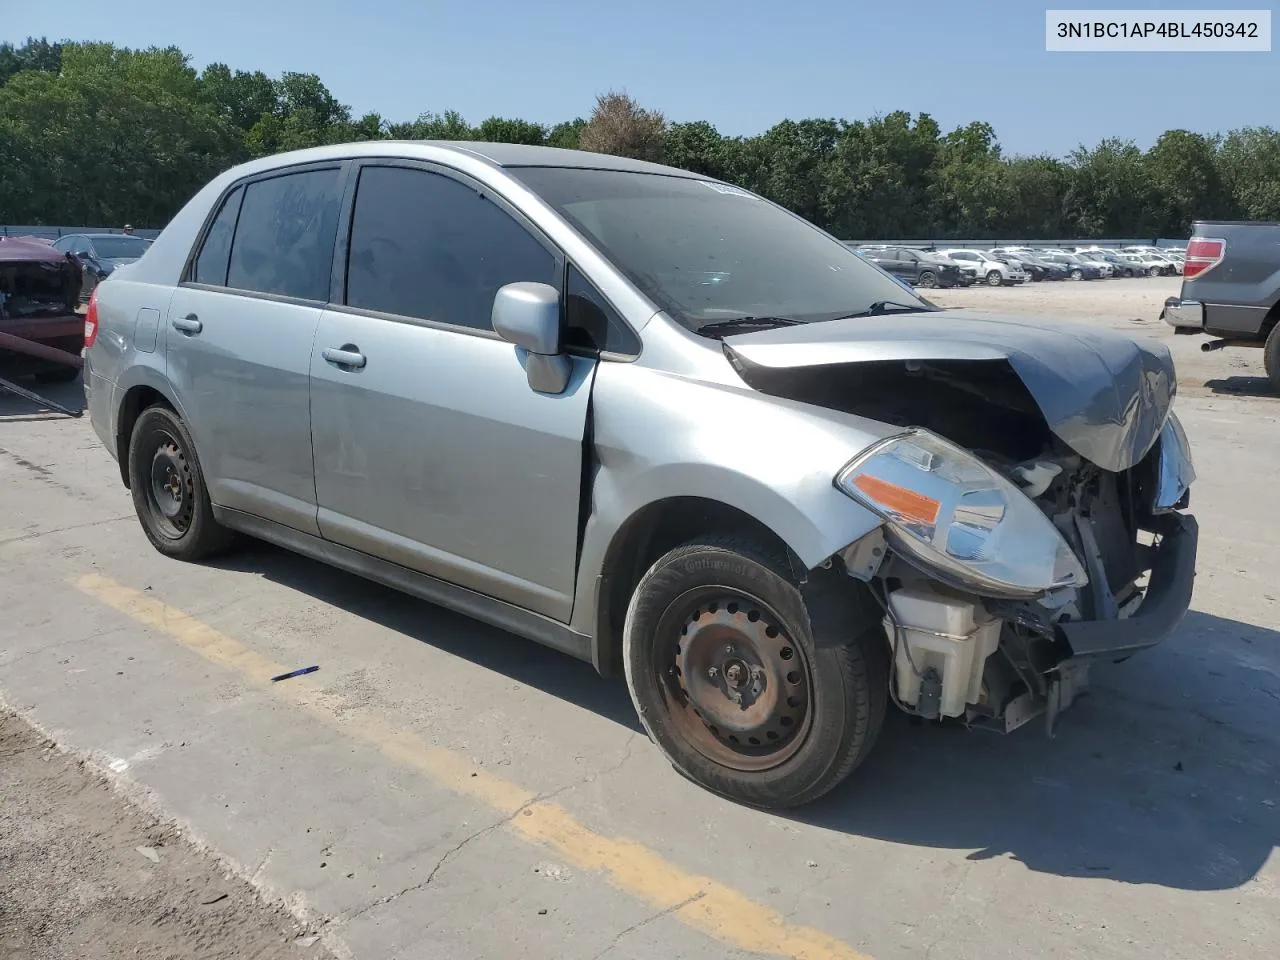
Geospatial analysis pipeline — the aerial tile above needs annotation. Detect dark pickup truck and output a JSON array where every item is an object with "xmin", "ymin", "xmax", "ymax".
[{"xmin": 1163, "ymin": 221, "xmax": 1280, "ymax": 390}]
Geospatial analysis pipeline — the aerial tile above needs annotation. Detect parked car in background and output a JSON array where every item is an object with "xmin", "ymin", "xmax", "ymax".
[
  {"xmin": 987, "ymin": 250, "xmax": 1052, "ymax": 282},
  {"xmin": 52, "ymin": 233, "xmax": 154, "ymax": 300},
  {"xmin": 1164, "ymin": 223, "xmax": 1280, "ymax": 390},
  {"xmin": 859, "ymin": 246, "xmax": 967, "ymax": 288},
  {"xmin": 1071, "ymin": 251, "xmax": 1116, "ymax": 278},
  {"xmin": 81, "ymin": 141, "xmax": 1201, "ymax": 809},
  {"xmin": 927, "ymin": 251, "xmax": 980, "ymax": 285},
  {"xmin": 1152, "ymin": 252, "xmax": 1184, "ymax": 275},
  {"xmin": 0, "ymin": 236, "xmax": 85, "ymax": 382},
  {"xmin": 1036, "ymin": 251, "xmax": 1103, "ymax": 280},
  {"xmin": 938, "ymin": 249, "xmax": 1026, "ymax": 286},
  {"xmin": 1071, "ymin": 248, "xmax": 1131, "ymax": 276},
  {"xmin": 1125, "ymin": 251, "xmax": 1177, "ymax": 276}
]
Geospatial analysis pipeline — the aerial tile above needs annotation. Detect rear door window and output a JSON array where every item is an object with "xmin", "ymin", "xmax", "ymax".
[
  {"xmin": 193, "ymin": 186, "xmax": 244, "ymax": 287},
  {"xmin": 344, "ymin": 164, "xmax": 557, "ymax": 330},
  {"xmin": 226, "ymin": 168, "xmax": 342, "ymax": 301}
]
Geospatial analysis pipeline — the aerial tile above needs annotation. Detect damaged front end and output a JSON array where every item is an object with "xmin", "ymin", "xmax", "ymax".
[{"xmin": 724, "ymin": 312, "xmax": 1199, "ymax": 735}]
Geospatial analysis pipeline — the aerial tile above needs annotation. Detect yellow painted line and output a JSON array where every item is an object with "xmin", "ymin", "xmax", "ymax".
[{"xmin": 75, "ymin": 573, "xmax": 870, "ymax": 960}]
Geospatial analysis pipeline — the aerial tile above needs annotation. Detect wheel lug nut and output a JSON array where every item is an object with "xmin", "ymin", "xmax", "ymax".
[{"xmin": 706, "ymin": 666, "xmax": 718, "ymax": 680}]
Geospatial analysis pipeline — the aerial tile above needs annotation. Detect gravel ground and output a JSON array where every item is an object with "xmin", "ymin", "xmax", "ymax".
[{"xmin": 0, "ymin": 710, "xmax": 334, "ymax": 960}]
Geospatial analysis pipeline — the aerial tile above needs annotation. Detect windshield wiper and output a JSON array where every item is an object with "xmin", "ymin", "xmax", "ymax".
[
  {"xmin": 842, "ymin": 300, "xmax": 934, "ymax": 318},
  {"xmin": 696, "ymin": 316, "xmax": 803, "ymax": 337}
]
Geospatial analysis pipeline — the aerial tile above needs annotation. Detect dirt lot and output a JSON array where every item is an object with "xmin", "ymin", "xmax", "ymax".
[
  {"xmin": 0, "ymin": 275, "xmax": 1277, "ymax": 960},
  {"xmin": 0, "ymin": 710, "xmax": 332, "ymax": 960}
]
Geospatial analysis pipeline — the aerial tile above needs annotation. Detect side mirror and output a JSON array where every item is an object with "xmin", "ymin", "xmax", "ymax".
[{"xmin": 492, "ymin": 281, "xmax": 571, "ymax": 395}]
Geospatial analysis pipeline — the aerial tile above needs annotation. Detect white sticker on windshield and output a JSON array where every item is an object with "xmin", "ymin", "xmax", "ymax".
[{"xmin": 701, "ymin": 181, "xmax": 756, "ymax": 199}]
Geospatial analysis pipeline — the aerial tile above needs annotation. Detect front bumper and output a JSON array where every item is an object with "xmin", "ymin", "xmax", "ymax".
[
  {"xmin": 1058, "ymin": 513, "xmax": 1199, "ymax": 659},
  {"xmin": 1162, "ymin": 297, "xmax": 1205, "ymax": 331}
]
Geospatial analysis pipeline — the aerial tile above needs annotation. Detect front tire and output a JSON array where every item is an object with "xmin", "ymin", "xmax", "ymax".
[
  {"xmin": 622, "ymin": 536, "xmax": 887, "ymax": 809},
  {"xmin": 916, "ymin": 270, "xmax": 937, "ymax": 289},
  {"xmin": 1070, "ymin": 268, "xmax": 1084, "ymax": 281},
  {"xmin": 128, "ymin": 405, "xmax": 236, "ymax": 561},
  {"xmin": 986, "ymin": 270, "xmax": 1003, "ymax": 287}
]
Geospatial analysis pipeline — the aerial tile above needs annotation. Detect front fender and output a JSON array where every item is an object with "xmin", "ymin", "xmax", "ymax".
[{"xmin": 569, "ymin": 362, "xmax": 894, "ymax": 638}]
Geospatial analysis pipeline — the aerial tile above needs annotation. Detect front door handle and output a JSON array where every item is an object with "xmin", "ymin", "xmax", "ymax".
[
  {"xmin": 171, "ymin": 314, "xmax": 202, "ymax": 334},
  {"xmin": 322, "ymin": 346, "xmax": 366, "ymax": 369}
]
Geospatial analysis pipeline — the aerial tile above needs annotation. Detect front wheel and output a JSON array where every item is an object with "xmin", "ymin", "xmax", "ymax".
[
  {"xmin": 986, "ymin": 270, "xmax": 1003, "ymax": 286},
  {"xmin": 128, "ymin": 404, "xmax": 236, "ymax": 561},
  {"xmin": 1070, "ymin": 268, "xmax": 1084, "ymax": 281},
  {"xmin": 916, "ymin": 270, "xmax": 937, "ymax": 289},
  {"xmin": 623, "ymin": 536, "xmax": 887, "ymax": 809}
]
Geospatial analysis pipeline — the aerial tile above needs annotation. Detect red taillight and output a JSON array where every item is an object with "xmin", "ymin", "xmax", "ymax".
[
  {"xmin": 84, "ymin": 289, "xmax": 99, "ymax": 349},
  {"xmin": 1183, "ymin": 236, "xmax": 1225, "ymax": 279}
]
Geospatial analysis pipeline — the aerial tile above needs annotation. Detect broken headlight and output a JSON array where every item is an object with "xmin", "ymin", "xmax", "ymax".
[
  {"xmin": 835, "ymin": 429, "xmax": 1088, "ymax": 598},
  {"xmin": 1153, "ymin": 412, "xmax": 1195, "ymax": 513}
]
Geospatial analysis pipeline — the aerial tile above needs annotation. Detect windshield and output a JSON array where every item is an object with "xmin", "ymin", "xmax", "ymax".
[
  {"xmin": 92, "ymin": 236, "xmax": 151, "ymax": 259},
  {"xmin": 509, "ymin": 167, "xmax": 927, "ymax": 330}
]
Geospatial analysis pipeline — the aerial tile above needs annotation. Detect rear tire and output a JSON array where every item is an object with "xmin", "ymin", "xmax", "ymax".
[
  {"xmin": 622, "ymin": 535, "xmax": 887, "ymax": 809},
  {"xmin": 128, "ymin": 404, "xmax": 236, "ymax": 562},
  {"xmin": 1148, "ymin": 266, "xmax": 1162, "ymax": 277},
  {"xmin": 1264, "ymin": 323, "xmax": 1280, "ymax": 394}
]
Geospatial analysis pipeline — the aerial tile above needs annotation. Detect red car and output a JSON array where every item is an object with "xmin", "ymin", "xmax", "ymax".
[{"xmin": 0, "ymin": 236, "xmax": 85, "ymax": 383}]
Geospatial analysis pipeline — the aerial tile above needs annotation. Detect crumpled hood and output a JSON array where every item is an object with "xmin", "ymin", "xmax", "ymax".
[{"xmin": 723, "ymin": 310, "xmax": 1176, "ymax": 472}]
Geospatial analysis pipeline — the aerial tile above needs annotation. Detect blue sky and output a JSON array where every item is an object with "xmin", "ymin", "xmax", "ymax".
[{"xmin": 6, "ymin": 0, "xmax": 1276, "ymax": 156}]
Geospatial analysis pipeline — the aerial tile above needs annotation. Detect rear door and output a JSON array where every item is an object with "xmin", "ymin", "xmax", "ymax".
[
  {"xmin": 164, "ymin": 161, "xmax": 346, "ymax": 535},
  {"xmin": 309, "ymin": 160, "xmax": 596, "ymax": 622}
]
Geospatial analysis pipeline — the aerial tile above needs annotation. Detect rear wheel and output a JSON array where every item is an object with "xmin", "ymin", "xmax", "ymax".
[
  {"xmin": 1148, "ymin": 266, "xmax": 1162, "ymax": 277},
  {"xmin": 128, "ymin": 404, "xmax": 236, "ymax": 561},
  {"xmin": 1264, "ymin": 323, "xmax": 1280, "ymax": 394},
  {"xmin": 623, "ymin": 535, "xmax": 887, "ymax": 809}
]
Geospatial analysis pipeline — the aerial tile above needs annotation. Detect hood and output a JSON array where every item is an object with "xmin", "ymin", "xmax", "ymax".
[
  {"xmin": 722, "ymin": 310, "xmax": 1175, "ymax": 472},
  {"xmin": 103, "ymin": 256, "xmax": 140, "ymax": 267}
]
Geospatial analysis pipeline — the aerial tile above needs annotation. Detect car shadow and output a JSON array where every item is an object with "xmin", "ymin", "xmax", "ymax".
[
  {"xmin": 210, "ymin": 540, "xmax": 644, "ymax": 733},
  {"xmin": 1204, "ymin": 375, "xmax": 1278, "ymax": 399},
  {"xmin": 213, "ymin": 541, "xmax": 1278, "ymax": 892}
]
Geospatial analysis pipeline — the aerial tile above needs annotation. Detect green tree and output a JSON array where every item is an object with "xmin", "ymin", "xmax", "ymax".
[
  {"xmin": 547, "ymin": 118, "xmax": 586, "ymax": 149},
  {"xmin": 1064, "ymin": 138, "xmax": 1158, "ymax": 236},
  {"xmin": 663, "ymin": 120, "xmax": 729, "ymax": 178},
  {"xmin": 475, "ymin": 116, "xmax": 547, "ymax": 145},
  {"xmin": 1144, "ymin": 129, "xmax": 1228, "ymax": 235},
  {"xmin": 198, "ymin": 64, "xmax": 278, "ymax": 132},
  {"xmin": 0, "ymin": 37, "xmax": 62, "ymax": 86},
  {"xmin": 1217, "ymin": 127, "xmax": 1280, "ymax": 220}
]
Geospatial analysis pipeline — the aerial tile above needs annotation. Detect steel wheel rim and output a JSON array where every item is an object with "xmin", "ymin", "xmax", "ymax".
[
  {"xmin": 652, "ymin": 586, "xmax": 813, "ymax": 772},
  {"xmin": 144, "ymin": 428, "xmax": 194, "ymax": 540}
]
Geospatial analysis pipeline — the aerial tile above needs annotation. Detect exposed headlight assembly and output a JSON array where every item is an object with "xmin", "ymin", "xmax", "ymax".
[
  {"xmin": 835, "ymin": 429, "xmax": 1088, "ymax": 598},
  {"xmin": 1153, "ymin": 412, "xmax": 1195, "ymax": 513}
]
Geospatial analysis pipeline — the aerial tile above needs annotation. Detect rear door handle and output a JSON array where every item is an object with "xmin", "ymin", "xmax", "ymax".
[
  {"xmin": 171, "ymin": 314, "xmax": 202, "ymax": 334},
  {"xmin": 322, "ymin": 346, "xmax": 366, "ymax": 369}
]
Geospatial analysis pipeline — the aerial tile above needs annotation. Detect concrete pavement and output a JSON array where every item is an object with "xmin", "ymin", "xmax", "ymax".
[{"xmin": 1, "ymin": 370, "xmax": 1277, "ymax": 960}]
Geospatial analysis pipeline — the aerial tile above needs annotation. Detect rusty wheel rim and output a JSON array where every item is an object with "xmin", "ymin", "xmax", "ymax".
[
  {"xmin": 145, "ymin": 430, "xmax": 194, "ymax": 540},
  {"xmin": 654, "ymin": 587, "xmax": 813, "ymax": 772}
]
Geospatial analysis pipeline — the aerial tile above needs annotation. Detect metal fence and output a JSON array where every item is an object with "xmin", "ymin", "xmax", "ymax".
[{"xmin": 1, "ymin": 225, "xmax": 163, "ymax": 241}]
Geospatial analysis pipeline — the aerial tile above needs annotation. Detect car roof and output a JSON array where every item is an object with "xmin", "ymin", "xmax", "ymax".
[{"xmin": 223, "ymin": 140, "xmax": 707, "ymax": 181}]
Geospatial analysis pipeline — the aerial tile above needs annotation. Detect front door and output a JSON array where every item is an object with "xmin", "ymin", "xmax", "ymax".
[
  {"xmin": 164, "ymin": 163, "xmax": 345, "ymax": 535},
  {"xmin": 309, "ymin": 161, "xmax": 593, "ymax": 622}
]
